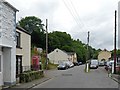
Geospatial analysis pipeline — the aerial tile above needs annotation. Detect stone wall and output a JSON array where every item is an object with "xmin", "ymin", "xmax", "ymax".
[
  {"xmin": 0, "ymin": 0, "xmax": 17, "ymax": 86},
  {"xmin": 0, "ymin": 1, "xmax": 16, "ymax": 46}
]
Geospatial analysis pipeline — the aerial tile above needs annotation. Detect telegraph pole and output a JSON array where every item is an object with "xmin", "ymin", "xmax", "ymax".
[
  {"xmin": 85, "ymin": 31, "xmax": 90, "ymax": 72},
  {"xmin": 114, "ymin": 10, "xmax": 117, "ymax": 74},
  {"xmin": 46, "ymin": 19, "xmax": 48, "ymax": 69},
  {"xmin": 87, "ymin": 31, "xmax": 90, "ymax": 60}
]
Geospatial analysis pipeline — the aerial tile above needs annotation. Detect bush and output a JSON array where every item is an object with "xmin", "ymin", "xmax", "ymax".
[
  {"xmin": 47, "ymin": 62, "xmax": 58, "ymax": 70},
  {"xmin": 20, "ymin": 70, "xmax": 44, "ymax": 83}
]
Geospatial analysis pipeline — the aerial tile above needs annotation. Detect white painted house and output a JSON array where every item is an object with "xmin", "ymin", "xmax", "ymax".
[
  {"xmin": 48, "ymin": 48, "xmax": 68, "ymax": 64},
  {"xmin": 98, "ymin": 50, "xmax": 111, "ymax": 62},
  {"xmin": 48, "ymin": 48, "xmax": 78, "ymax": 64},
  {"xmin": 0, "ymin": 0, "xmax": 18, "ymax": 87},
  {"xmin": 16, "ymin": 26, "xmax": 31, "ymax": 78},
  {"xmin": 67, "ymin": 52, "xmax": 77, "ymax": 63}
]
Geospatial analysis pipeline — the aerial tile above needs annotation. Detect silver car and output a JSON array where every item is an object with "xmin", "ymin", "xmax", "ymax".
[{"xmin": 90, "ymin": 59, "xmax": 99, "ymax": 69}]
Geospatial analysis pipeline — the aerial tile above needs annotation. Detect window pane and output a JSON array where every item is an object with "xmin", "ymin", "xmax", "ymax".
[{"xmin": 16, "ymin": 31, "xmax": 20, "ymax": 47}]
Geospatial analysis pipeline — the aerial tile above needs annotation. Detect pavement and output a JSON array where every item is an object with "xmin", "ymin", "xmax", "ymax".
[
  {"xmin": 111, "ymin": 74, "xmax": 120, "ymax": 84},
  {"xmin": 2, "ymin": 70, "xmax": 52, "ymax": 90}
]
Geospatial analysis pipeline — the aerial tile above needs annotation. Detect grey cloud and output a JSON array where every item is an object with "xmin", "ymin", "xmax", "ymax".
[
  {"xmin": 31, "ymin": 0, "xmax": 59, "ymax": 15},
  {"xmin": 6, "ymin": 0, "xmax": 119, "ymax": 50}
]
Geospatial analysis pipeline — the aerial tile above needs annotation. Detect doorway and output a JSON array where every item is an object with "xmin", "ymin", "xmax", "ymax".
[{"xmin": 16, "ymin": 56, "xmax": 22, "ymax": 78}]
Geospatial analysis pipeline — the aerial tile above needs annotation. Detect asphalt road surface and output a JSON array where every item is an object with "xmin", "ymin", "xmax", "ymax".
[{"xmin": 32, "ymin": 65, "xmax": 119, "ymax": 88}]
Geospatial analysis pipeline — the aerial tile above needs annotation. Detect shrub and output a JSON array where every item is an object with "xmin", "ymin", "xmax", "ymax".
[
  {"xmin": 20, "ymin": 70, "xmax": 44, "ymax": 83},
  {"xmin": 46, "ymin": 62, "xmax": 58, "ymax": 70}
]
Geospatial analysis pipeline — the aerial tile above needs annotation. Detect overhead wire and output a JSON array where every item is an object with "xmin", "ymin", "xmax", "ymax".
[
  {"xmin": 69, "ymin": 0, "xmax": 89, "ymax": 31},
  {"xmin": 62, "ymin": 0, "xmax": 119, "ymax": 49},
  {"xmin": 62, "ymin": 0, "xmax": 84, "ymax": 31},
  {"xmin": 62, "ymin": 0, "xmax": 88, "ymax": 44}
]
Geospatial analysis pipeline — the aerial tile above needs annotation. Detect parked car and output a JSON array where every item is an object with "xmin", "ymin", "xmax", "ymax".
[
  {"xmin": 73, "ymin": 62, "xmax": 79, "ymax": 66},
  {"xmin": 105, "ymin": 60, "xmax": 120, "ymax": 73},
  {"xmin": 90, "ymin": 59, "xmax": 99, "ymax": 69},
  {"xmin": 65, "ymin": 60, "xmax": 74, "ymax": 68},
  {"xmin": 105, "ymin": 61, "xmax": 110, "ymax": 71},
  {"xmin": 57, "ymin": 62, "xmax": 68, "ymax": 70},
  {"xmin": 78, "ymin": 62, "xmax": 82, "ymax": 65},
  {"xmin": 69, "ymin": 61, "xmax": 74, "ymax": 67},
  {"xmin": 99, "ymin": 61, "xmax": 105, "ymax": 66}
]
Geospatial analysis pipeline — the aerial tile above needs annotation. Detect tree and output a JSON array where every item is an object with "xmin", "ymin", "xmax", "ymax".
[
  {"xmin": 18, "ymin": 16, "xmax": 100, "ymax": 63},
  {"xmin": 18, "ymin": 16, "xmax": 46, "ymax": 49},
  {"xmin": 48, "ymin": 31, "xmax": 99, "ymax": 63},
  {"xmin": 48, "ymin": 31, "xmax": 72, "ymax": 52},
  {"xmin": 18, "ymin": 16, "xmax": 44, "ymax": 33}
]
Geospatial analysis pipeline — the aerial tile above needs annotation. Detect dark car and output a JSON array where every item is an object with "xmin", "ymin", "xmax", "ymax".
[
  {"xmin": 57, "ymin": 62, "xmax": 68, "ymax": 70},
  {"xmin": 78, "ymin": 62, "xmax": 82, "ymax": 65},
  {"xmin": 73, "ymin": 62, "xmax": 79, "ymax": 66}
]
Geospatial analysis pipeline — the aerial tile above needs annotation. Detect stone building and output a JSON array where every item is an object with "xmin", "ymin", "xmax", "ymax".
[
  {"xmin": 0, "ymin": 0, "xmax": 18, "ymax": 87},
  {"xmin": 98, "ymin": 49, "xmax": 111, "ymax": 62}
]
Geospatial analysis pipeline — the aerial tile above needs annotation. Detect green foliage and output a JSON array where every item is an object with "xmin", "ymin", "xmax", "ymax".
[
  {"xmin": 47, "ymin": 62, "xmax": 58, "ymax": 70},
  {"xmin": 18, "ymin": 16, "xmax": 44, "ymax": 33},
  {"xmin": 20, "ymin": 70, "xmax": 44, "ymax": 83},
  {"xmin": 18, "ymin": 16, "xmax": 100, "ymax": 63},
  {"xmin": 18, "ymin": 16, "xmax": 46, "ymax": 49},
  {"xmin": 71, "ymin": 40, "xmax": 87, "ymax": 63},
  {"xmin": 92, "ymin": 49, "xmax": 102, "ymax": 59},
  {"xmin": 111, "ymin": 49, "xmax": 120, "ymax": 58},
  {"xmin": 48, "ymin": 31, "xmax": 101, "ymax": 63},
  {"xmin": 48, "ymin": 31, "xmax": 72, "ymax": 52}
]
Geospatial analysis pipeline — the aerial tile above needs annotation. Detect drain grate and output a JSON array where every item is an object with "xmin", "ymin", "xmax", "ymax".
[{"xmin": 62, "ymin": 74, "xmax": 72, "ymax": 76}]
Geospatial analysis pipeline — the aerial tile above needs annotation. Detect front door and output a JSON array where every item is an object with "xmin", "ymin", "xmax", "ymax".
[
  {"xmin": 16, "ymin": 56, "xmax": 22, "ymax": 78},
  {"xmin": 0, "ymin": 51, "xmax": 3, "ymax": 86}
]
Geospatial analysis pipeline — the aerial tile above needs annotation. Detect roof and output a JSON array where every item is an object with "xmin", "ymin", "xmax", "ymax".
[
  {"xmin": 16, "ymin": 26, "xmax": 31, "ymax": 35},
  {"xmin": 55, "ymin": 48, "xmax": 76, "ymax": 55},
  {"xmin": 1, "ymin": 0, "xmax": 19, "ymax": 12},
  {"xmin": 99, "ymin": 50, "xmax": 111, "ymax": 54}
]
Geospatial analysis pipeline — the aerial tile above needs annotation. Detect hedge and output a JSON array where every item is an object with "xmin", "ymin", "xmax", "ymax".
[{"xmin": 20, "ymin": 70, "xmax": 44, "ymax": 83}]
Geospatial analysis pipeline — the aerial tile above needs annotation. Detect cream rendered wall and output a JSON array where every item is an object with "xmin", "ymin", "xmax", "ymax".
[
  {"xmin": 48, "ymin": 48, "xmax": 68, "ymax": 64},
  {"xmin": 98, "ymin": 51, "xmax": 111, "ymax": 61},
  {"xmin": 68, "ymin": 53, "xmax": 77, "ymax": 62},
  {"xmin": 16, "ymin": 29, "xmax": 31, "ymax": 71},
  {"xmin": 73, "ymin": 53, "xmax": 77, "ymax": 62}
]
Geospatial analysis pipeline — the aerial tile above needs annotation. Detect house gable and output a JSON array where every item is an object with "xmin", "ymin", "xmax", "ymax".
[
  {"xmin": 98, "ymin": 50, "xmax": 111, "ymax": 61},
  {"xmin": 48, "ymin": 48, "xmax": 68, "ymax": 64}
]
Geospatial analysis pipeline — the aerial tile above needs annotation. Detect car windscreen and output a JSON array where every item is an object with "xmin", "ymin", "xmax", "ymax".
[{"xmin": 91, "ymin": 61, "xmax": 98, "ymax": 65}]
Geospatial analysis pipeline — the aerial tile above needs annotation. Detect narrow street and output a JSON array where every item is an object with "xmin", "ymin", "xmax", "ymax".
[{"xmin": 30, "ymin": 65, "xmax": 118, "ymax": 88}]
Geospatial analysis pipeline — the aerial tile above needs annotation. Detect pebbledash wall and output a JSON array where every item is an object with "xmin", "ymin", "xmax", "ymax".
[{"xmin": 0, "ymin": 0, "xmax": 18, "ymax": 86}]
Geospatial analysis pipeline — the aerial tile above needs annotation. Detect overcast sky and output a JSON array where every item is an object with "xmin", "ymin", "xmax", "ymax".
[{"xmin": 6, "ymin": 0, "xmax": 120, "ymax": 51}]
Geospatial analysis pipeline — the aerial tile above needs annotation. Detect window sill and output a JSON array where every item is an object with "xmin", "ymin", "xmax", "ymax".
[{"xmin": 16, "ymin": 46, "xmax": 22, "ymax": 49}]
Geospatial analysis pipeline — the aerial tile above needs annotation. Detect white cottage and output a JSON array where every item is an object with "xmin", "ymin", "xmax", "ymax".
[
  {"xmin": 16, "ymin": 26, "xmax": 31, "ymax": 78},
  {"xmin": 48, "ymin": 48, "xmax": 68, "ymax": 64},
  {"xmin": 0, "ymin": 0, "xmax": 18, "ymax": 87},
  {"xmin": 67, "ymin": 52, "xmax": 77, "ymax": 63}
]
